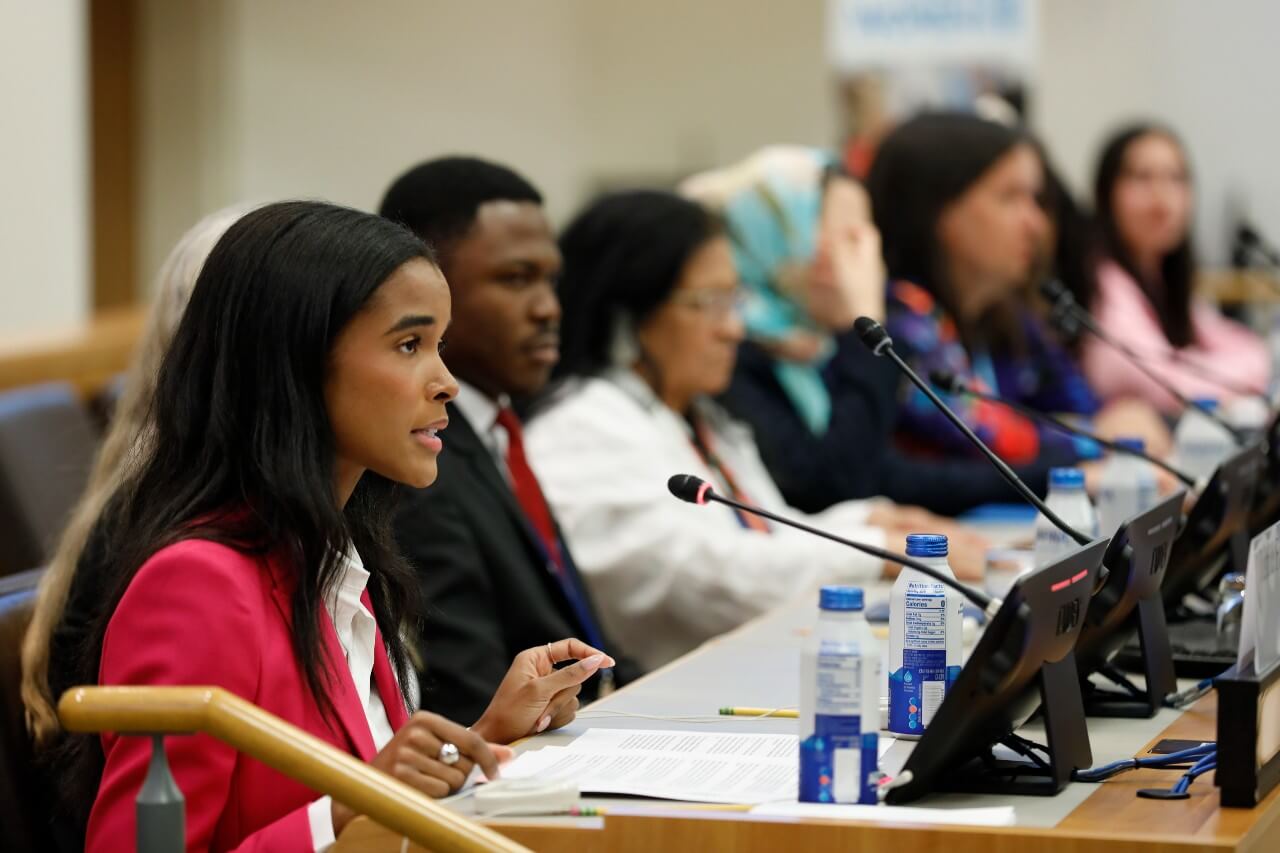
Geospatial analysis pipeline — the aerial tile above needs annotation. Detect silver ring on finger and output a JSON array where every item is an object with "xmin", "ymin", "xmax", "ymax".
[{"xmin": 438, "ymin": 741, "xmax": 461, "ymax": 766}]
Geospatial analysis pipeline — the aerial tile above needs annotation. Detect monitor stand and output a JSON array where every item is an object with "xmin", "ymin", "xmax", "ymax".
[
  {"xmin": 1084, "ymin": 595, "xmax": 1178, "ymax": 718},
  {"xmin": 935, "ymin": 655, "xmax": 1092, "ymax": 796}
]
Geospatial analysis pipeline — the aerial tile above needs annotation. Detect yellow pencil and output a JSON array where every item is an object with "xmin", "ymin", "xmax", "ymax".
[{"xmin": 718, "ymin": 706, "xmax": 798, "ymax": 718}]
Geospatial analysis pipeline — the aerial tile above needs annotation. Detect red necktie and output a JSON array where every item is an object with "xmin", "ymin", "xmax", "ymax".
[
  {"xmin": 494, "ymin": 407, "xmax": 610, "ymax": 655},
  {"xmin": 495, "ymin": 407, "xmax": 565, "ymax": 570}
]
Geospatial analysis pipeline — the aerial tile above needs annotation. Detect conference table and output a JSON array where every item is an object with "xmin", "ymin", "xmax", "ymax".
[
  {"xmin": 341, "ymin": 537, "xmax": 1280, "ymax": 851},
  {"xmin": 426, "ymin": 578, "xmax": 1280, "ymax": 853}
]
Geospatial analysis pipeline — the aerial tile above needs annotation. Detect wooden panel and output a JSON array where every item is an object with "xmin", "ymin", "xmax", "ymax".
[
  {"xmin": 344, "ymin": 814, "xmax": 1226, "ymax": 853},
  {"xmin": 0, "ymin": 306, "xmax": 145, "ymax": 398},
  {"xmin": 89, "ymin": 0, "xmax": 139, "ymax": 310},
  {"xmin": 1198, "ymin": 270, "xmax": 1280, "ymax": 306}
]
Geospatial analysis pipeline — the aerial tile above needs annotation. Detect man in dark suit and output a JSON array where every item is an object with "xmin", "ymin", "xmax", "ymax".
[{"xmin": 379, "ymin": 157, "xmax": 641, "ymax": 726}]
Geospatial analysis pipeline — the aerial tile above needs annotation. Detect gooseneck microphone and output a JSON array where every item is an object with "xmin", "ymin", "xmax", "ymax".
[
  {"xmin": 928, "ymin": 369, "xmax": 1197, "ymax": 488},
  {"xmin": 1235, "ymin": 223, "xmax": 1280, "ymax": 270},
  {"xmin": 853, "ymin": 317, "xmax": 1094, "ymax": 550},
  {"xmin": 1040, "ymin": 279, "xmax": 1259, "ymax": 431},
  {"xmin": 667, "ymin": 473, "xmax": 999, "ymax": 617}
]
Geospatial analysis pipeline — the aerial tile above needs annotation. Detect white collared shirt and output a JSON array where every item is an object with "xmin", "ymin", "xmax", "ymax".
[
  {"xmin": 307, "ymin": 549, "xmax": 396, "ymax": 851},
  {"xmin": 453, "ymin": 379, "xmax": 513, "ymax": 479},
  {"xmin": 525, "ymin": 370, "xmax": 883, "ymax": 671}
]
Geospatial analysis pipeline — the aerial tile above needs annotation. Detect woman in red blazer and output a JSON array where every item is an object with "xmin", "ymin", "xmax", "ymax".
[{"xmin": 55, "ymin": 201, "xmax": 612, "ymax": 852}]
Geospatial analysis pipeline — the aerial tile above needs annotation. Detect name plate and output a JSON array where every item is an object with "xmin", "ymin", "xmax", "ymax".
[{"xmin": 1216, "ymin": 659, "xmax": 1280, "ymax": 806}]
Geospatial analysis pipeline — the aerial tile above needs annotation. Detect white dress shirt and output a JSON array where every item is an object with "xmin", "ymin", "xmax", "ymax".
[
  {"xmin": 525, "ymin": 370, "xmax": 885, "ymax": 670},
  {"xmin": 452, "ymin": 379, "xmax": 512, "ymax": 476},
  {"xmin": 307, "ymin": 549, "xmax": 396, "ymax": 851}
]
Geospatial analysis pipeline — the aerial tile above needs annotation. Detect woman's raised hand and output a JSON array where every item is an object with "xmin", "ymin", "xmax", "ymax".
[{"xmin": 471, "ymin": 637, "xmax": 615, "ymax": 746}]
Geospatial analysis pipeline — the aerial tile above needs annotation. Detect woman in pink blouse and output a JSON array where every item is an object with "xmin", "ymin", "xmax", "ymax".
[{"xmin": 1081, "ymin": 123, "xmax": 1269, "ymax": 414}]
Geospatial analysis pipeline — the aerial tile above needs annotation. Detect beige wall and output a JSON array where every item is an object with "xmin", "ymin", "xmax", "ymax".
[
  {"xmin": 120, "ymin": 0, "xmax": 1280, "ymax": 300},
  {"xmin": 573, "ymin": 0, "xmax": 836, "ymax": 187},
  {"xmin": 139, "ymin": 0, "xmax": 596, "ymax": 292},
  {"xmin": 1035, "ymin": 0, "xmax": 1280, "ymax": 265},
  {"xmin": 136, "ymin": 0, "xmax": 837, "ymax": 291},
  {"xmin": 0, "ymin": 0, "xmax": 87, "ymax": 335}
]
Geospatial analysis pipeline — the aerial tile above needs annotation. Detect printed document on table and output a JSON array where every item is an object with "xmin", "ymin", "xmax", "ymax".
[
  {"xmin": 499, "ymin": 729, "xmax": 896, "ymax": 804},
  {"xmin": 498, "ymin": 729, "xmax": 797, "ymax": 803}
]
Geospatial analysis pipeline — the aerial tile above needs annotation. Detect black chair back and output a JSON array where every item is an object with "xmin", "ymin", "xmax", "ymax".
[
  {"xmin": 0, "ymin": 384, "xmax": 97, "ymax": 577},
  {"xmin": 0, "ymin": 568, "xmax": 62, "ymax": 852}
]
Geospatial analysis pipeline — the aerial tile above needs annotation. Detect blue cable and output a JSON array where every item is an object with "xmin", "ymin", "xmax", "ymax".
[
  {"xmin": 1164, "ymin": 674, "xmax": 1222, "ymax": 709},
  {"xmin": 1172, "ymin": 754, "xmax": 1217, "ymax": 796},
  {"xmin": 1073, "ymin": 744, "xmax": 1216, "ymax": 783}
]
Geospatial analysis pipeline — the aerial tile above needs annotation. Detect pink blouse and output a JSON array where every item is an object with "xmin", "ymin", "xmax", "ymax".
[{"xmin": 1081, "ymin": 260, "xmax": 1270, "ymax": 414}]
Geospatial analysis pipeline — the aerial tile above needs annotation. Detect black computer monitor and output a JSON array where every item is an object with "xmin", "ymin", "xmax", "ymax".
[
  {"xmin": 1161, "ymin": 444, "xmax": 1265, "ymax": 611},
  {"xmin": 886, "ymin": 539, "xmax": 1109, "ymax": 804},
  {"xmin": 1248, "ymin": 412, "xmax": 1280, "ymax": 534},
  {"xmin": 1072, "ymin": 494, "xmax": 1183, "ymax": 717}
]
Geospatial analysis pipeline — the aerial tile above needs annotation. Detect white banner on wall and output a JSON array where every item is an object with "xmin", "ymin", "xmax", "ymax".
[{"xmin": 827, "ymin": 0, "xmax": 1039, "ymax": 71}]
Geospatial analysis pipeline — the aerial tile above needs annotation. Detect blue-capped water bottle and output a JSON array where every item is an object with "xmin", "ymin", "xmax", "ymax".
[
  {"xmin": 1096, "ymin": 437, "xmax": 1159, "ymax": 537},
  {"xmin": 1034, "ymin": 467, "xmax": 1100, "ymax": 566},
  {"xmin": 887, "ymin": 534, "xmax": 963, "ymax": 738},
  {"xmin": 1174, "ymin": 397, "xmax": 1235, "ymax": 483},
  {"xmin": 799, "ymin": 586, "xmax": 880, "ymax": 804}
]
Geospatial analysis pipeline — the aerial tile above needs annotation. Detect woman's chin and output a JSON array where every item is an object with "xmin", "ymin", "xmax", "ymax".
[{"xmin": 402, "ymin": 464, "xmax": 439, "ymax": 491}]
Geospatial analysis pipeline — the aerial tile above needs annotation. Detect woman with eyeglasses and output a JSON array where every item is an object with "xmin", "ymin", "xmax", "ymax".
[{"xmin": 525, "ymin": 190, "xmax": 927, "ymax": 670}]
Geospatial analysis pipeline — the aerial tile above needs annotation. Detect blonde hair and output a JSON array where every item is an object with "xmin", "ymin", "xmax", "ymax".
[{"xmin": 20, "ymin": 205, "xmax": 255, "ymax": 745}]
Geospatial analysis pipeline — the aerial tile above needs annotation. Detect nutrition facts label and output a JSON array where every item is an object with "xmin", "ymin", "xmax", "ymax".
[
  {"xmin": 815, "ymin": 640, "xmax": 861, "ymax": 715},
  {"xmin": 903, "ymin": 582, "xmax": 945, "ymax": 651},
  {"xmin": 921, "ymin": 680, "xmax": 944, "ymax": 725}
]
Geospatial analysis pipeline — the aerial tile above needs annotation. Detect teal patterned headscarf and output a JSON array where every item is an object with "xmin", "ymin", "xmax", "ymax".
[{"xmin": 681, "ymin": 147, "xmax": 837, "ymax": 433}]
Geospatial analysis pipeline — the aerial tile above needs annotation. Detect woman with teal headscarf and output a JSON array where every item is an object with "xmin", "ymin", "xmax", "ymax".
[
  {"xmin": 685, "ymin": 146, "xmax": 1078, "ymax": 518},
  {"xmin": 682, "ymin": 146, "xmax": 885, "ymax": 435}
]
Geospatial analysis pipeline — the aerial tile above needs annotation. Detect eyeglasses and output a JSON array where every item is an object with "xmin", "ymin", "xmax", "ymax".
[
  {"xmin": 1118, "ymin": 167, "xmax": 1190, "ymax": 188},
  {"xmin": 669, "ymin": 288, "xmax": 745, "ymax": 320}
]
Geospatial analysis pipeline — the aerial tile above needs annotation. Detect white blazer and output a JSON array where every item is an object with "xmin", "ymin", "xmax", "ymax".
[{"xmin": 526, "ymin": 370, "xmax": 885, "ymax": 670}]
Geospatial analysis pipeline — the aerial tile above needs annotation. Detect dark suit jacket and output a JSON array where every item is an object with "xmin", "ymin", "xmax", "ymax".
[
  {"xmin": 394, "ymin": 402, "xmax": 642, "ymax": 726},
  {"xmin": 722, "ymin": 327, "xmax": 1071, "ymax": 517}
]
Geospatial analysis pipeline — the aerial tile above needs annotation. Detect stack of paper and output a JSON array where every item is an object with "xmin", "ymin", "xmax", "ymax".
[{"xmin": 500, "ymin": 729, "xmax": 799, "ymax": 804}]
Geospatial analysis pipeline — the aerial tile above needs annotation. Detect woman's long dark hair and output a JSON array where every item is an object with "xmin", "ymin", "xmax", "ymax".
[
  {"xmin": 866, "ymin": 111, "xmax": 1030, "ymax": 342},
  {"xmin": 1040, "ymin": 149, "xmax": 1101, "ymax": 352},
  {"xmin": 57, "ymin": 200, "xmax": 431, "ymax": 815},
  {"xmin": 1093, "ymin": 123, "xmax": 1196, "ymax": 348},
  {"xmin": 555, "ymin": 190, "xmax": 722, "ymax": 379}
]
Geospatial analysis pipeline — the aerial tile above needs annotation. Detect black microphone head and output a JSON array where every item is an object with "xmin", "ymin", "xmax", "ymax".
[
  {"xmin": 668, "ymin": 474, "xmax": 713, "ymax": 505},
  {"xmin": 1038, "ymin": 277, "xmax": 1073, "ymax": 305},
  {"xmin": 929, "ymin": 369, "xmax": 963, "ymax": 393},
  {"xmin": 853, "ymin": 316, "xmax": 892, "ymax": 355}
]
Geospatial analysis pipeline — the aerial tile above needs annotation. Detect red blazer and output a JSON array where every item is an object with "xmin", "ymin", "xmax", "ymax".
[{"xmin": 87, "ymin": 539, "xmax": 411, "ymax": 852}]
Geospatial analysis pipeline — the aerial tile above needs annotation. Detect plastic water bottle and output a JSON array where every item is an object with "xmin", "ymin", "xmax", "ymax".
[
  {"xmin": 1034, "ymin": 467, "xmax": 1100, "ymax": 566},
  {"xmin": 799, "ymin": 586, "xmax": 880, "ymax": 804},
  {"xmin": 886, "ymin": 534, "xmax": 963, "ymax": 739},
  {"xmin": 1225, "ymin": 395, "xmax": 1269, "ymax": 434},
  {"xmin": 1173, "ymin": 398, "xmax": 1235, "ymax": 483},
  {"xmin": 1095, "ymin": 438, "xmax": 1159, "ymax": 537}
]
